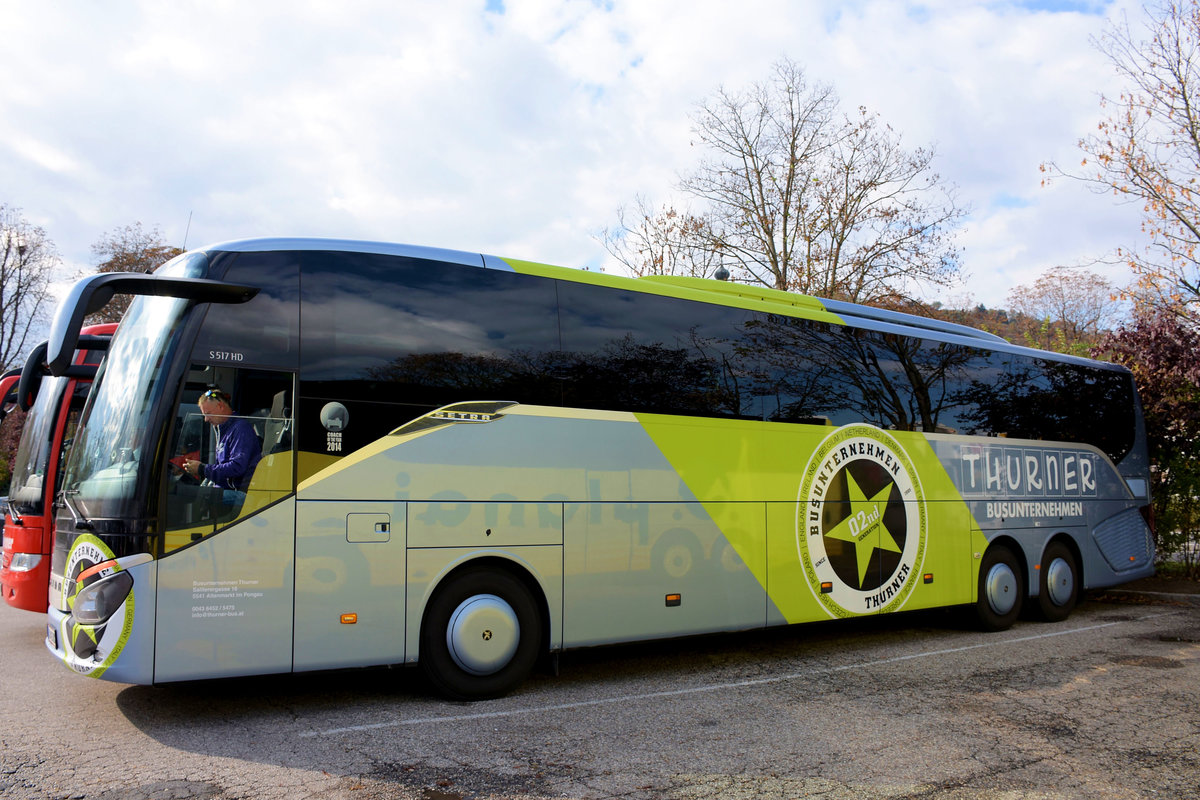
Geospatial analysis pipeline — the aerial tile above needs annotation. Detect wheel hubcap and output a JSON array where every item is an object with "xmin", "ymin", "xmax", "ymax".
[
  {"xmin": 985, "ymin": 562, "xmax": 1018, "ymax": 616},
  {"xmin": 1045, "ymin": 556, "xmax": 1074, "ymax": 607},
  {"xmin": 446, "ymin": 594, "xmax": 519, "ymax": 676}
]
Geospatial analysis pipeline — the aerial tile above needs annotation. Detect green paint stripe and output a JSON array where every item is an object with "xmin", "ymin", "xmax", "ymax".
[{"xmin": 502, "ymin": 257, "xmax": 846, "ymax": 326}]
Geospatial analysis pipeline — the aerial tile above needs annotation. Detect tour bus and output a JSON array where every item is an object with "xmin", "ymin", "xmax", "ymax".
[
  {"xmin": 1, "ymin": 324, "xmax": 114, "ymax": 612},
  {"xmin": 41, "ymin": 239, "xmax": 1153, "ymax": 698}
]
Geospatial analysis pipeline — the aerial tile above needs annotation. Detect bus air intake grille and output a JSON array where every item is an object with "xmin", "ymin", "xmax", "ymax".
[{"xmin": 1092, "ymin": 508, "xmax": 1153, "ymax": 572}]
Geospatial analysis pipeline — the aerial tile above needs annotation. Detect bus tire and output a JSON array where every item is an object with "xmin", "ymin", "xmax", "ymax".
[
  {"xmin": 975, "ymin": 545, "xmax": 1023, "ymax": 632},
  {"xmin": 1036, "ymin": 542, "xmax": 1078, "ymax": 623},
  {"xmin": 420, "ymin": 567, "xmax": 542, "ymax": 701}
]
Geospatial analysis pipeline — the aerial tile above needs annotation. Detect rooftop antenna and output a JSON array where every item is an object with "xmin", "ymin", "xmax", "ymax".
[{"xmin": 182, "ymin": 210, "xmax": 193, "ymax": 250}]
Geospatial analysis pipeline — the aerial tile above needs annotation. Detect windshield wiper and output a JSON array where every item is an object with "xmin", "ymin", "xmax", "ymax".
[{"xmin": 60, "ymin": 490, "xmax": 93, "ymax": 531}]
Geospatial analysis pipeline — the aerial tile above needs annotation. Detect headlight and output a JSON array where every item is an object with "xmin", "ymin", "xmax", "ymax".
[
  {"xmin": 9, "ymin": 553, "xmax": 41, "ymax": 572},
  {"xmin": 71, "ymin": 571, "xmax": 134, "ymax": 625}
]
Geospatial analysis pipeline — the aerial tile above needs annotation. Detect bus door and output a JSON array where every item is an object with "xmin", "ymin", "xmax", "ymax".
[
  {"xmin": 153, "ymin": 366, "xmax": 296, "ymax": 681},
  {"xmin": 290, "ymin": 394, "xmax": 408, "ymax": 672}
]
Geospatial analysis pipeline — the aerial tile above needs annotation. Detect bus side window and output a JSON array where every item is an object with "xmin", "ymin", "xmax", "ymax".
[
  {"xmin": 162, "ymin": 370, "xmax": 295, "ymax": 552},
  {"xmin": 237, "ymin": 386, "xmax": 293, "ymax": 521}
]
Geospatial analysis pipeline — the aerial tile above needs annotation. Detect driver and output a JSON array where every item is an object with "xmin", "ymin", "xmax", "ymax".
[{"xmin": 183, "ymin": 388, "xmax": 261, "ymax": 493}]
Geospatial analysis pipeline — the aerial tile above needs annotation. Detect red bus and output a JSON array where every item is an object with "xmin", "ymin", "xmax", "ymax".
[{"xmin": 1, "ymin": 324, "xmax": 114, "ymax": 611}]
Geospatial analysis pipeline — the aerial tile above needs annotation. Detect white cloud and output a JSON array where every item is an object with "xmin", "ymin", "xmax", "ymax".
[
  {"xmin": 3, "ymin": 132, "xmax": 82, "ymax": 176},
  {"xmin": 0, "ymin": 0, "xmax": 1154, "ymax": 307}
]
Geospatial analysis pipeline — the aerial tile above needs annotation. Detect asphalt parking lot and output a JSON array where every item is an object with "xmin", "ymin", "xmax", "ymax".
[{"xmin": 2, "ymin": 592, "xmax": 1198, "ymax": 800}]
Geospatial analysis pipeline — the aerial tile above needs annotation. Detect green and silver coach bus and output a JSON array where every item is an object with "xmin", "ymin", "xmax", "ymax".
[{"xmin": 43, "ymin": 238, "xmax": 1154, "ymax": 699}]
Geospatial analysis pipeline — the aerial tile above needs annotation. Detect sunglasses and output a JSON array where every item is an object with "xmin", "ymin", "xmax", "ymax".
[{"xmin": 201, "ymin": 389, "xmax": 231, "ymax": 403}]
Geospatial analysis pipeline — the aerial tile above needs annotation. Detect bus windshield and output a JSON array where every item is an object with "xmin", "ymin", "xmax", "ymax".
[
  {"xmin": 8, "ymin": 375, "xmax": 68, "ymax": 515},
  {"xmin": 61, "ymin": 254, "xmax": 207, "ymax": 521}
]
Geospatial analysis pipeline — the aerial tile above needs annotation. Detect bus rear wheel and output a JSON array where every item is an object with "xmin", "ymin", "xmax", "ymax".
[
  {"xmin": 420, "ymin": 567, "xmax": 542, "ymax": 701},
  {"xmin": 1036, "ymin": 542, "xmax": 1078, "ymax": 622},
  {"xmin": 975, "ymin": 545, "xmax": 1023, "ymax": 632}
]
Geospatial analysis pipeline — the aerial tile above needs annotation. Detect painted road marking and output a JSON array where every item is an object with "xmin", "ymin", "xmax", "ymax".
[{"xmin": 301, "ymin": 611, "xmax": 1177, "ymax": 737}]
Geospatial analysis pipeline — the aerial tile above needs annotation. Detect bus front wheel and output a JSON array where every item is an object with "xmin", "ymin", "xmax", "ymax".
[
  {"xmin": 1036, "ymin": 542, "xmax": 1078, "ymax": 622},
  {"xmin": 420, "ymin": 567, "xmax": 542, "ymax": 700},
  {"xmin": 975, "ymin": 545, "xmax": 1024, "ymax": 632}
]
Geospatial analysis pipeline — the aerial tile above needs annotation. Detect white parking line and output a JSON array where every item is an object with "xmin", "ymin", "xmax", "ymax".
[{"xmin": 301, "ymin": 611, "xmax": 1176, "ymax": 737}]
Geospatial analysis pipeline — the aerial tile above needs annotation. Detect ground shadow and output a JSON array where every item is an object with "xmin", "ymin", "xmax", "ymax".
[{"xmin": 112, "ymin": 600, "xmax": 1113, "ymax": 796}]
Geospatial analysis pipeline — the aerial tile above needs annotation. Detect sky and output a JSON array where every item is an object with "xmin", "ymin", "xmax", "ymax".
[{"xmin": 0, "ymin": 0, "xmax": 1152, "ymax": 311}]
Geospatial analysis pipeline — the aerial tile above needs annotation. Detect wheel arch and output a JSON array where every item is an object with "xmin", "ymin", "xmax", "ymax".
[
  {"xmin": 415, "ymin": 553, "xmax": 552, "ymax": 664},
  {"xmin": 1040, "ymin": 532, "xmax": 1084, "ymax": 593}
]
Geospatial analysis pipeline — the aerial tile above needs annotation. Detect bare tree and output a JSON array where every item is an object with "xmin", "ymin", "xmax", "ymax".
[
  {"xmin": 678, "ymin": 60, "xmax": 838, "ymax": 292},
  {"xmin": 599, "ymin": 196, "xmax": 726, "ymax": 279},
  {"xmin": 666, "ymin": 58, "xmax": 964, "ymax": 303},
  {"xmin": 810, "ymin": 107, "xmax": 964, "ymax": 304},
  {"xmin": 1048, "ymin": 1, "xmax": 1200, "ymax": 318},
  {"xmin": 0, "ymin": 204, "xmax": 57, "ymax": 372},
  {"xmin": 86, "ymin": 223, "xmax": 184, "ymax": 324},
  {"xmin": 1006, "ymin": 266, "xmax": 1124, "ymax": 353}
]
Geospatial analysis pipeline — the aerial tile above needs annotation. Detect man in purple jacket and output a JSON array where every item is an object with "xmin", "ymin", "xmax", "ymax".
[{"xmin": 183, "ymin": 388, "xmax": 262, "ymax": 493}]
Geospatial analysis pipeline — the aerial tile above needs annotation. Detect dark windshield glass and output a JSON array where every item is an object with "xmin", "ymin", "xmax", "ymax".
[
  {"xmin": 61, "ymin": 252, "xmax": 208, "ymax": 521},
  {"xmin": 8, "ymin": 375, "xmax": 68, "ymax": 515},
  {"xmin": 194, "ymin": 251, "xmax": 300, "ymax": 370}
]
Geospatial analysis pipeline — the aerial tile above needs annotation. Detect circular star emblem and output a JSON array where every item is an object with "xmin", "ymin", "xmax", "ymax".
[
  {"xmin": 61, "ymin": 534, "xmax": 135, "ymax": 675},
  {"xmin": 796, "ymin": 425, "xmax": 928, "ymax": 618}
]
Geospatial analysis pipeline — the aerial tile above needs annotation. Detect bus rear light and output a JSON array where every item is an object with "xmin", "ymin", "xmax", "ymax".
[{"xmin": 9, "ymin": 553, "xmax": 41, "ymax": 572}]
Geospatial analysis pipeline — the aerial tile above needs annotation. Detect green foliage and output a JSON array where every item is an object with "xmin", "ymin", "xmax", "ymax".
[
  {"xmin": 926, "ymin": 303, "xmax": 1100, "ymax": 356},
  {"xmin": 1097, "ymin": 306, "xmax": 1200, "ymax": 577},
  {"xmin": 1154, "ymin": 448, "xmax": 1200, "ymax": 577},
  {"xmin": 1019, "ymin": 318, "xmax": 1096, "ymax": 357}
]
